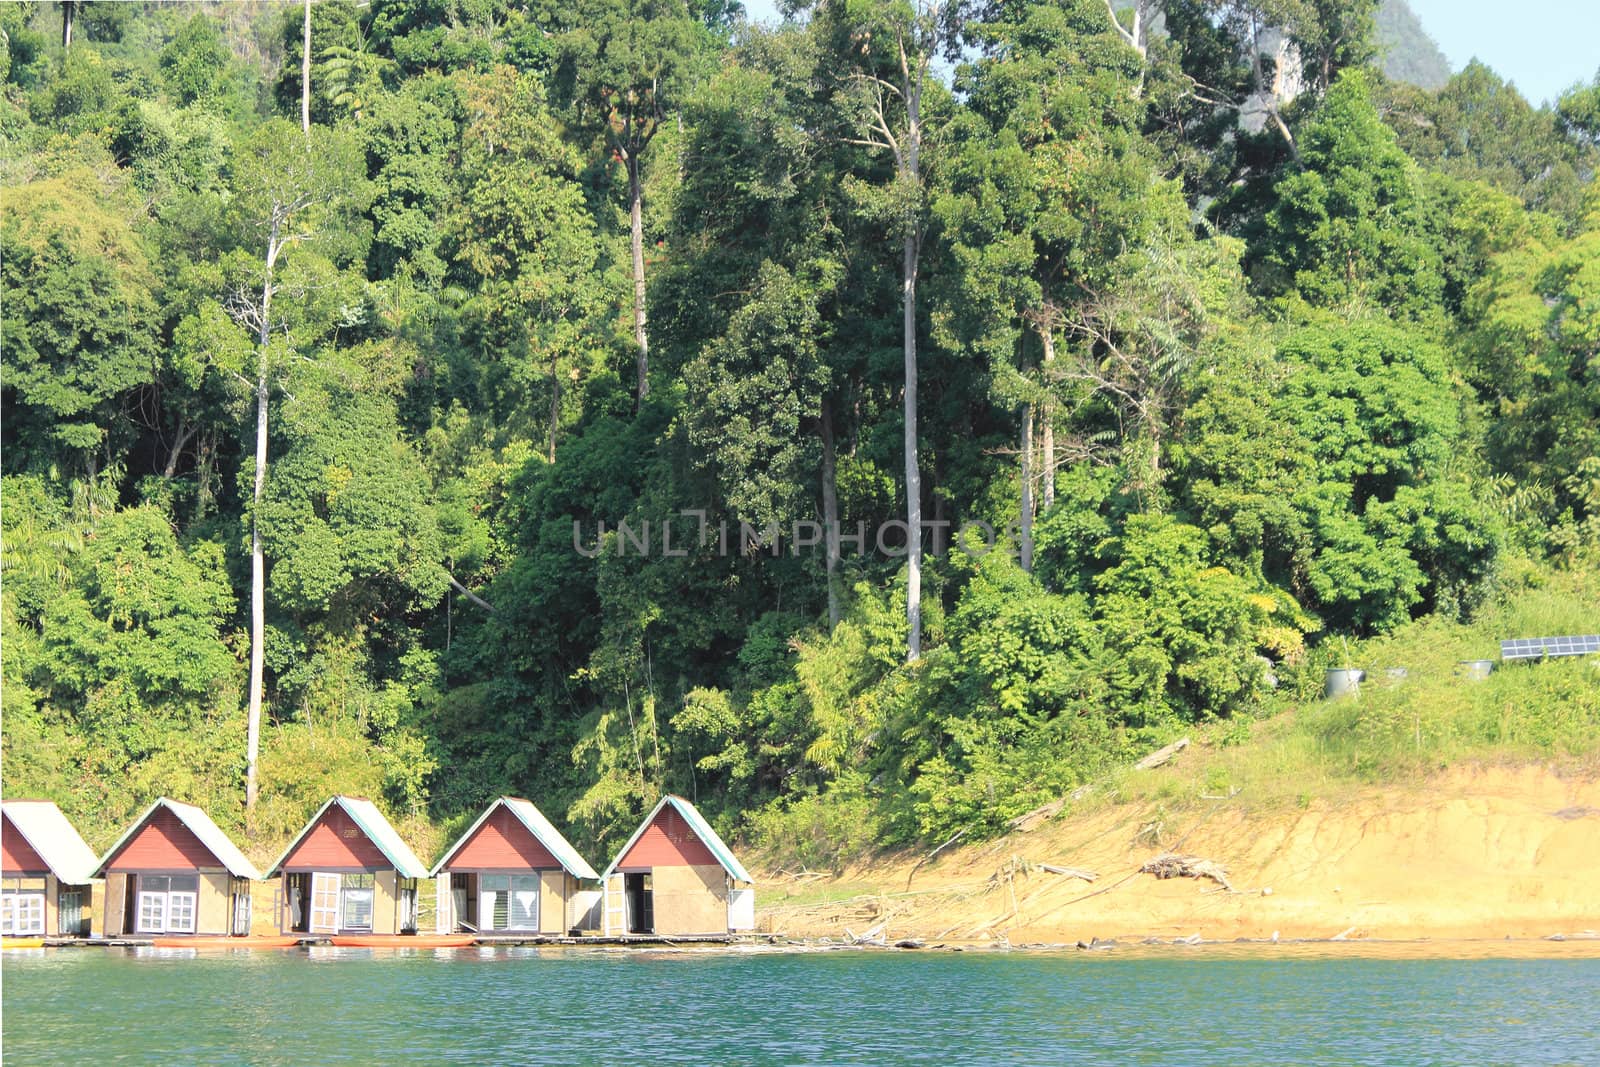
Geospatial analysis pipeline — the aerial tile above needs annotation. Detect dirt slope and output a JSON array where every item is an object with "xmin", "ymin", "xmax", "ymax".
[{"xmin": 754, "ymin": 765, "xmax": 1600, "ymax": 944}]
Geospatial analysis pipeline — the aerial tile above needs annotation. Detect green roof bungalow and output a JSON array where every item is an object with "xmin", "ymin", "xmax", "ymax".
[
  {"xmin": 92, "ymin": 798, "xmax": 260, "ymax": 938},
  {"xmin": 599, "ymin": 795, "xmax": 755, "ymax": 937},
  {"xmin": 2, "ymin": 800, "xmax": 100, "ymax": 938},
  {"xmin": 267, "ymin": 796, "xmax": 428, "ymax": 937},
  {"xmin": 429, "ymin": 797, "xmax": 600, "ymax": 937}
]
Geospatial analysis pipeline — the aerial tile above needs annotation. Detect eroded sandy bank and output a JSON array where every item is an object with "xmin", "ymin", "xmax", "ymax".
[{"xmin": 754, "ymin": 765, "xmax": 1600, "ymax": 946}]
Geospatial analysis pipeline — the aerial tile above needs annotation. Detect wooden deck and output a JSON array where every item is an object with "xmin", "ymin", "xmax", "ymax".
[{"xmin": 35, "ymin": 933, "xmax": 743, "ymax": 948}]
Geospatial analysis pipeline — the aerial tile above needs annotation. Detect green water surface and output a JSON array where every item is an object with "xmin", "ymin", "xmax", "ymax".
[{"xmin": 3, "ymin": 945, "xmax": 1597, "ymax": 1065}]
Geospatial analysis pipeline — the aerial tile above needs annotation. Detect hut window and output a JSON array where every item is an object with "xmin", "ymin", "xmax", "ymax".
[
  {"xmin": 341, "ymin": 874, "xmax": 375, "ymax": 931},
  {"xmin": 135, "ymin": 875, "xmax": 199, "ymax": 934},
  {"xmin": 2, "ymin": 879, "xmax": 47, "ymax": 936},
  {"xmin": 479, "ymin": 875, "xmax": 539, "ymax": 930}
]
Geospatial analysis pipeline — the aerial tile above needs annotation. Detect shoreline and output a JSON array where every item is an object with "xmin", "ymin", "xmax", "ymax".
[
  {"xmin": 751, "ymin": 764, "xmax": 1600, "ymax": 954},
  {"xmin": 8, "ymin": 933, "xmax": 1600, "ymax": 962}
]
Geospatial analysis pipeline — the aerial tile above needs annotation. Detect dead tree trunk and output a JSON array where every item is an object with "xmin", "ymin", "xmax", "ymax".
[
  {"xmin": 821, "ymin": 400, "xmax": 842, "ymax": 630},
  {"xmin": 1020, "ymin": 402, "xmax": 1035, "ymax": 572},
  {"xmin": 301, "ymin": 0, "xmax": 312, "ymax": 136},
  {"xmin": 627, "ymin": 153, "xmax": 650, "ymax": 402},
  {"xmin": 246, "ymin": 215, "xmax": 285, "ymax": 815}
]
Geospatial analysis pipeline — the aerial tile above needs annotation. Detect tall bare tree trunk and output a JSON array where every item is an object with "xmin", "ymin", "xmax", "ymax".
[
  {"xmin": 246, "ymin": 220, "xmax": 282, "ymax": 815},
  {"xmin": 1020, "ymin": 403, "xmax": 1034, "ymax": 573},
  {"xmin": 628, "ymin": 156, "xmax": 650, "ymax": 402},
  {"xmin": 902, "ymin": 222, "xmax": 922, "ymax": 659},
  {"xmin": 821, "ymin": 400, "xmax": 841, "ymax": 630},
  {"xmin": 301, "ymin": 0, "xmax": 312, "ymax": 136},
  {"xmin": 548, "ymin": 352, "xmax": 560, "ymax": 463},
  {"xmin": 1039, "ymin": 324, "xmax": 1056, "ymax": 511},
  {"xmin": 61, "ymin": 1, "xmax": 74, "ymax": 51},
  {"xmin": 903, "ymin": 79, "xmax": 924, "ymax": 662}
]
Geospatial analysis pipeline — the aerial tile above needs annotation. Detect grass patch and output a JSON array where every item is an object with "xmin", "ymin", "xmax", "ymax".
[{"xmin": 1085, "ymin": 568, "xmax": 1600, "ymax": 816}]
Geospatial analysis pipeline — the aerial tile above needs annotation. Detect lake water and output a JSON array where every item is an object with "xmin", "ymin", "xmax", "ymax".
[{"xmin": 4, "ymin": 944, "xmax": 1598, "ymax": 1065}]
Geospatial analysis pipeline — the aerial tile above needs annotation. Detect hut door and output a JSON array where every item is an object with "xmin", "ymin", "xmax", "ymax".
[
  {"xmin": 231, "ymin": 881, "xmax": 252, "ymax": 935},
  {"xmin": 603, "ymin": 874, "xmax": 626, "ymax": 936},
  {"xmin": 59, "ymin": 889, "xmax": 85, "ymax": 936},
  {"xmin": 624, "ymin": 873, "xmax": 654, "ymax": 934},
  {"xmin": 309, "ymin": 873, "xmax": 341, "ymax": 933}
]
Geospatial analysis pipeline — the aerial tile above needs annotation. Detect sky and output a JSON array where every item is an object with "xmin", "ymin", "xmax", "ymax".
[
  {"xmin": 740, "ymin": 0, "xmax": 1600, "ymax": 107},
  {"xmin": 1404, "ymin": 0, "xmax": 1598, "ymax": 104}
]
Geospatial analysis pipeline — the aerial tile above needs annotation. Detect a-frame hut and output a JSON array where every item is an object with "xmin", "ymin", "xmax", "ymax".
[
  {"xmin": 268, "ymin": 796, "xmax": 428, "ymax": 936},
  {"xmin": 599, "ymin": 796, "xmax": 754, "ymax": 937},
  {"xmin": 429, "ymin": 797, "xmax": 600, "ymax": 936},
  {"xmin": 2, "ymin": 800, "xmax": 99, "ymax": 938},
  {"xmin": 93, "ymin": 798, "xmax": 259, "ymax": 937}
]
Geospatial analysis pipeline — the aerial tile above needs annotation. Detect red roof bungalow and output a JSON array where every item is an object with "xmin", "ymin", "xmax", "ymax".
[
  {"xmin": 599, "ymin": 796, "xmax": 755, "ymax": 937},
  {"xmin": 92, "ymin": 798, "xmax": 260, "ymax": 937},
  {"xmin": 267, "ymin": 796, "xmax": 428, "ymax": 936},
  {"xmin": 2, "ymin": 800, "xmax": 99, "ymax": 938},
  {"xmin": 429, "ymin": 797, "xmax": 600, "ymax": 936}
]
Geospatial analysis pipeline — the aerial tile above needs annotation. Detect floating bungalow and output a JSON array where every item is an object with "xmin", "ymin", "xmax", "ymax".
[
  {"xmin": 599, "ymin": 795, "xmax": 755, "ymax": 937},
  {"xmin": 429, "ymin": 796, "xmax": 601, "ymax": 936},
  {"xmin": 93, "ymin": 798, "xmax": 259, "ymax": 937},
  {"xmin": 268, "ymin": 796, "xmax": 428, "ymax": 936},
  {"xmin": 2, "ymin": 800, "xmax": 99, "ymax": 938}
]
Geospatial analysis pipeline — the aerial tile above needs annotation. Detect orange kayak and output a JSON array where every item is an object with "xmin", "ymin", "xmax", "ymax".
[
  {"xmin": 330, "ymin": 934, "xmax": 476, "ymax": 948},
  {"xmin": 151, "ymin": 935, "xmax": 301, "ymax": 949}
]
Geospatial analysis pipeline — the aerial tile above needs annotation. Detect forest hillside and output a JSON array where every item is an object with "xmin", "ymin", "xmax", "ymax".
[{"xmin": 2, "ymin": 0, "xmax": 1597, "ymax": 865}]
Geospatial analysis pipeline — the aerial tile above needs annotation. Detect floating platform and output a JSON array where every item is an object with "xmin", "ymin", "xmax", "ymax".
[
  {"xmin": 329, "ymin": 934, "xmax": 477, "ymax": 948},
  {"xmin": 151, "ymin": 935, "xmax": 302, "ymax": 949}
]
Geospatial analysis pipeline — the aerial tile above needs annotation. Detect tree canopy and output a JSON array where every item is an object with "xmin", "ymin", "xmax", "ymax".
[{"xmin": 1, "ymin": 0, "xmax": 1593, "ymax": 856}]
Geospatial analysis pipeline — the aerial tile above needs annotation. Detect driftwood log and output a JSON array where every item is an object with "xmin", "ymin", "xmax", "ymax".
[
  {"xmin": 1007, "ymin": 799, "xmax": 1066, "ymax": 833},
  {"xmin": 1139, "ymin": 852, "xmax": 1232, "ymax": 891},
  {"xmin": 1134, "ymin": 737, "xmax": 1190, "ymax": 770},
  {"xmin": 1037, "ymin": 864, "xmax": 1098, "ymax": 882}
]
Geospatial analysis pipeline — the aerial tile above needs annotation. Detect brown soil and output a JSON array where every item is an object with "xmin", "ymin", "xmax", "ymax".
[{"xmin": 753, "ymin": 765, "xmax": 1600, "ymax": 946}]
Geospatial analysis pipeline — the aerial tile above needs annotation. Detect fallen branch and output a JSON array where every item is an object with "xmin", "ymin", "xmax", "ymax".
[
  {"xmin": 1007, "ymin": 799, "xmax": 1065, "ymax": 833},
  {"xmin": 1134, "ymin": 736, "xmax": 1190, "ymax": 770},
  {"xmin": 448, "ymin": 574, "xmax": 495, "ymax": 613},
  {"xmin": 905, "ymin": 826, "xmax": 968, "ymax": 891},
  {"xmin": 1037, "ymin": 864, "xmax": 1098, "ymax": 882}
]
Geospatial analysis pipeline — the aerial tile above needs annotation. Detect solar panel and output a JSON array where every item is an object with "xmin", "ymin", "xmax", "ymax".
[{"xmin": 1499, "ymin": 635, "xmax": 1600, "ymax": 661}]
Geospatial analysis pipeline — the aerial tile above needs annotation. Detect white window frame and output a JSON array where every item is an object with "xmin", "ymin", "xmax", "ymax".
[
  {"xmin": 479, "ymin": 874, "xmax": 539, "ymax": 931},
  {"xmin": 2, "ymin": 892, "xmax": 47, "ymax": 937},
  {"xmin": 167, "ymin": 891, "xmax": 197, "ymax": 933},
  {"xmin": 135, "ymin": 875, "xmax": 202, "ymax": 934},
  {"xmin": 340, "ymin": 873, "xmax": 375, "ymax": 932},
  {"xmin": 137, "ymin": 891, "xmax": 168, "ymax": 934}
]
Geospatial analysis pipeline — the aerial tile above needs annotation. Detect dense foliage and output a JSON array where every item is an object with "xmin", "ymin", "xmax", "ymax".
[{"xmin": 2, "ymin": 0, "xmax": 1595, "ymax": 858}]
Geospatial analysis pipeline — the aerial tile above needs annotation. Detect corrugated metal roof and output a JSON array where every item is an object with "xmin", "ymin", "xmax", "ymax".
[
  {"xmin": 93, "ymin": 798, "xmax": 260, "ymax": 880},
  {"xmin": 429, "ymin": 797, "xmax": 600, "ymax": 880},
  {"xmin": 600, "ymin": 795, "xmax": 753, "ymax": 884},
  {"xmin": 267, "ymin": 796, "xmax": 429, "ymax": 880},
  {"xmin": 2, "ymin": 800, "xmax": 101, "ymax": 884}
]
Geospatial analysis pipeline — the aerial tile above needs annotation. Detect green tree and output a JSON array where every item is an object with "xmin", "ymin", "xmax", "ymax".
[
  {"xmin": 1, "ymin": 168, "xmax": 160, "ymax": 475},
  {"xmin": 812, "ymin": 0, "xmax": 965, "ymax": 659},
  {"xmin": 1467, "ymin": 188, "xmax": 1600, "ymax": 525},
  {"xmin": 448, "ymin": 66, "xmax": 610, "ymax": 461},
  {"xmin": 159, "ymin": 12, "xmax": 230, "ymax": 106},
  {"xmin": 551, "ymin": 0, "xmax": 708, "ymax": 402},
  {"xmin": 1383, "ymin": 61, "xmax": 1595, "ymax": 226},
  {"xmin": 220, "ymin": 120, "xmax": 369, "ymax": 812},
  {"xmin": 1257, "ymin": 67, "xmax": 1440, "ymax": 315}
]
